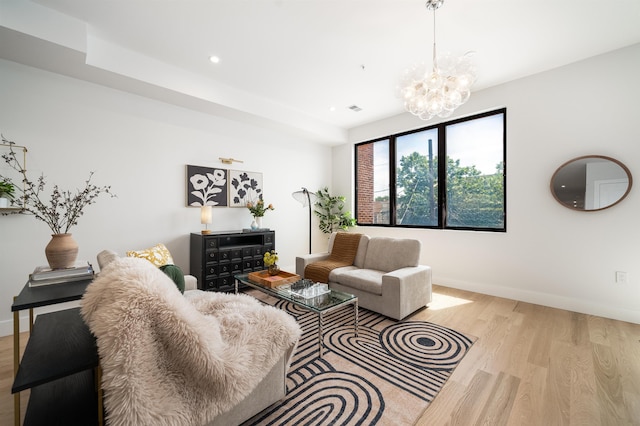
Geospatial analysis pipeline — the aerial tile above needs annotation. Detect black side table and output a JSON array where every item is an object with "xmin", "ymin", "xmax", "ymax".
[{"xmin": 11, "ymin": 278, "xmax": 101, "ymax": 426}]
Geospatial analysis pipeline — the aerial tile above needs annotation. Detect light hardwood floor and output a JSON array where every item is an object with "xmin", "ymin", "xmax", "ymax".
[{"xmin": 1, "ymin": 285, "xmax": 638, "ymax": 426}]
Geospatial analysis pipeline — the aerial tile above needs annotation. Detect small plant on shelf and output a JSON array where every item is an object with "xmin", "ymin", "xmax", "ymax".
[{"xmin": 0, "ymin": 180, "xmax": 15, "ymax": 206}]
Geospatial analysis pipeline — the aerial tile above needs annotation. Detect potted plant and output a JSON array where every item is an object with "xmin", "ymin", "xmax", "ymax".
[
  {"xmin": 314, "ymin": 187, "xmax": 357, "ymax": 234},
  {"xmin": 1, "ymin": 135, "xmax": 116, "ymax": 268},
  {"xmin": 263, "ymin": 250, "xmax": 280, "ymax": 276},
  {"xmin": 0, "ymin": 179, "xmax": 15, "ymax": 208}
]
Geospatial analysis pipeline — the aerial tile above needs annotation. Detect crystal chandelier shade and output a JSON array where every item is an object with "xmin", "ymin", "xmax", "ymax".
[{"xmin": 399, "ymin": 0, "xmax": 476, "ymax": 120}]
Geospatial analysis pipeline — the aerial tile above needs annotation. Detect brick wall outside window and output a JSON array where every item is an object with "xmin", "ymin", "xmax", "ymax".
[{"xmin": 356, "ymin": 143, "xmax": 374, "ymax": 223}]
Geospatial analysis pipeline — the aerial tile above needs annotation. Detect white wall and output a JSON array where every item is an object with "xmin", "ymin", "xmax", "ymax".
[
  {"xmin": 0, "ymin": 59, "xmax": 333, "ymax": 336},
  {"xmin": 337, "ymin": 43, "xmax": 640, "ymax": 324}
]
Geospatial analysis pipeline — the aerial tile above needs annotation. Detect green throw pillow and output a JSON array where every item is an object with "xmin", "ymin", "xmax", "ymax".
[{"xmin": 159, "ymin": 264, "xmax": 185, "ymax": 294}]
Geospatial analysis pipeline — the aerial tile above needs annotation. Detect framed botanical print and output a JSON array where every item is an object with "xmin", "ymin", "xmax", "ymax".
[
  {"xmin": 229, "ymin": 170, "xmax": 263, "ymax": 207},
  {"xmin": 186, "ymin": 165, "xmax": 228, "ymax": 207}
]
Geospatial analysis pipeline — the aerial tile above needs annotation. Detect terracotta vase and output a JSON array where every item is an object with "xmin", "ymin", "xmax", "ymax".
[{"xmin": 45, "ymin": 233, "xmax": 79, "ymax": 269}]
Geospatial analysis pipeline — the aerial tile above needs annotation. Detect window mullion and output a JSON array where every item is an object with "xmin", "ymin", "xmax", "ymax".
[
  {"xmin": 437, "ymin": 125, "xmax": 446, "ymax": 229},
  {"xmin": 389, "ymin": 136, "xmax": 397, "ymax": 226}
]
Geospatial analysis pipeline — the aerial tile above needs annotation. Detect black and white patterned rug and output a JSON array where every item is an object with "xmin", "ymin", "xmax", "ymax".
[{"xmin": 243, "ymin": 297, "xmax": 475, "ymax": 426}]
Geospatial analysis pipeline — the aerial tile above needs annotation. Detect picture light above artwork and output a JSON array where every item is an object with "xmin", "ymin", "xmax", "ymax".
[{"xmin": 219, "ymin": 157, "xmax": 243, "ymax": 164}]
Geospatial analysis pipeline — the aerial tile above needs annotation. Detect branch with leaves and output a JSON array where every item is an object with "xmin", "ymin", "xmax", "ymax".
[
  {"xmin": 313, "ymin": 187, "xmax": 357, "ymax": 234},
  {"xmin": 1, "ymin": 134, "xmax": 116, "ymax": 234}
]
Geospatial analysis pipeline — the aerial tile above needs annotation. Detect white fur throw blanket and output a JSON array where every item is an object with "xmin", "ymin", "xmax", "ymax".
[{"xmin": 81, "ymin": 257, "xmax": 301, "ymax": 426}]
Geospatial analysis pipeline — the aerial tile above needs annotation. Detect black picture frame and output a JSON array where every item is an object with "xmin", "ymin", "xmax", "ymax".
[{"xmin": 186, "ymin": 165, "xmax": 228, "ymax": 207}]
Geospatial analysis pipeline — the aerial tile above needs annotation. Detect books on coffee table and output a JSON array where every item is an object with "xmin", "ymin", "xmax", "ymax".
[{"xmin": 29, "ymin": 261, "xmax": 95, "ymax": 287}]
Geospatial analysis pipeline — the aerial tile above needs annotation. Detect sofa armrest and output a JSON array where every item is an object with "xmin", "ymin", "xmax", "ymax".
[
  {"xmin": 381, "ymin": 265, "xmax": 432, "ymax": 319},
  {"xmin": 184, "ymin": 274, "xmax": 197, "ymax": 291},
  {"xmin": 97, "ymin": 249, "xmax": 120, "ymax": 271},
  {"xmin": 296, "ymin": 253, "xmax": 330, "ymax": 277}
]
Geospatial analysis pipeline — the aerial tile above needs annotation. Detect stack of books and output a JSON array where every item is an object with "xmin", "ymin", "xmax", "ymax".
[{"xmin": 28, "ymin": 261, "xmax": 95, "ymax": 287}]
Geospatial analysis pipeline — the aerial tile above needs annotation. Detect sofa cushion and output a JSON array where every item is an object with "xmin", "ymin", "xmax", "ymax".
[
  {"xmin": 332, "ymin": 268, "xmax": 384, "ymax": 295},
  {"xmin": 327, "ymin": 265, "xmax": 358, "ymax": 282},
  {"xmin": 305, "ymin": 233, "xmax": 362, "ymax": 283},
  {"xmin": 330, "ymin": 232, "xmax": 362, "ymax": 263},
  {"xmin": 126, "ymin": 243, "xmax": 174, "ymax": 267},
  {"xmin": 363, "ymin": 237, "xmax": 421, "ymax": 272},
  {"xmin": 352, "ymin": 235, "xmax": 370, "ymax": 269},
  {"xmin": 328, "ymin": 233, "xmax": 369, "ymax": 269}
]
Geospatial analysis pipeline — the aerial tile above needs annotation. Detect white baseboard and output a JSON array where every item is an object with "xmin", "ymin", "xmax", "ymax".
[
  {"xmin": 435, "ymin": 278, "xmax": 640, "ymax": 325},
  {"xmin": 0, "ymin": 313, "xmax": 31, "ymax": 337},
  {"xmin": 0, "ymin": 300, "xmax": 82, "ymax": 337}
]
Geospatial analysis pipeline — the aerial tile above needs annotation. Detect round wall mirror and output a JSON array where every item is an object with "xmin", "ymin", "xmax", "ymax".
[{"xmin": 550, "ymin": 155, "xmax": 632, "ymax": 211}]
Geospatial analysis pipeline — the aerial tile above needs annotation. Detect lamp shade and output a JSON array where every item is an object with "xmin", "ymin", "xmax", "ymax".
[
  {"xmin": 292, "ymin": 191, "xmax": 309, "ymax": 207},
  {"xmin": 292, "ymin": 188, "xmax": 317, "ymax": 207},
  {"xmin": 200, "ymin": 205, "xmax": 213, "ymax": 234},
  {"xmin": 201, "ymin": 205, "xmax": 213, "ymax": 224}
]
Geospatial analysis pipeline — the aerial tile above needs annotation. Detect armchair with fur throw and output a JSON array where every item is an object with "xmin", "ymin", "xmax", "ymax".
[{"xmin": 81, "ymin": 257, "xmax": 301, "ymax": 426}]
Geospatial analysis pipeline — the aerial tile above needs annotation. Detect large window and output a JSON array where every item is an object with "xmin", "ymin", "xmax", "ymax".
[{"xmin": 355, "ymin": 108, "xmax": 506, "ymax": 232}]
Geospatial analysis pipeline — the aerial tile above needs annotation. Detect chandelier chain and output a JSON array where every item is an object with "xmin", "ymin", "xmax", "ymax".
[{"xmin": 432, "ymin": 3, "xmax": 437, "ymax": 72}]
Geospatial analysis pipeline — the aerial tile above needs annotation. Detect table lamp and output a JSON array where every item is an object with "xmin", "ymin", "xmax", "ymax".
[{"xmin": 201, "ymin": 205, "xmax": 213, "ymax": 234}]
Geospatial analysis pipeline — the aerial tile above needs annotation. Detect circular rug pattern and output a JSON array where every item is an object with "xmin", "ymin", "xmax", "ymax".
[{"xmin": 379, "ymin": 321, "xmax": 473, "ymax": 370}]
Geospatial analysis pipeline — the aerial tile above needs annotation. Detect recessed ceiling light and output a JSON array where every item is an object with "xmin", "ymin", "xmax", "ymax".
[
  {"xmin": 329, "ymin": 106, "xmax": 336, "ymax": 112},
  {"xmin": 209, "ymin": 56, "xmax": 220, "ymax": 64}
]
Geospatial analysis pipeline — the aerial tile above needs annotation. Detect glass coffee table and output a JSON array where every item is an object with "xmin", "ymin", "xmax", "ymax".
[{"xmin": 234, "ymin": 272, "xmax": 358, "ymax": 359}]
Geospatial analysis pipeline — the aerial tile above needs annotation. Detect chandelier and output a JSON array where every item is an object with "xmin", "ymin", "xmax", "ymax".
[{"xmin": 399, "ymin": 0, "xmax": 476, "ymax": 120}]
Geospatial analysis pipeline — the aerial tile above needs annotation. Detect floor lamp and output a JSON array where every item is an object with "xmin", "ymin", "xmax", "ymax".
[{"xmin": 292, "ymin": 187, "xmax": 316, "ymax": 254}]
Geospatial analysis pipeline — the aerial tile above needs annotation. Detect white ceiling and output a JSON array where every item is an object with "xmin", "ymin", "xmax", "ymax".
[{"xmin": 2, "ymin": 0, "xmax": 640, "ymax": 144}]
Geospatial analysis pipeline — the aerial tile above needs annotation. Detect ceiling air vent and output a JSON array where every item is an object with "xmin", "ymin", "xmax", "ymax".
[{"xmin": 348, "ymin": 105, "xmax": 362, "ymax": 112}]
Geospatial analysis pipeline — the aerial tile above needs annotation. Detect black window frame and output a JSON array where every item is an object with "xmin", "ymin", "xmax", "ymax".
[{"xmin": 354, "ymin": 108, "xmax": 507, "ymax": 232}]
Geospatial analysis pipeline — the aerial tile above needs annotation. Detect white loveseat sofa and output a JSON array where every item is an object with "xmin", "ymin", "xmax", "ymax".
[
  {"xmin": 296, "ymin": 233, "xmax": 432, "ymax": 320},
  {"xmin": 88, "ymin": 251, "xmax": 300, "ymax": 426},
  {"xmin": 97, "ymin": 248, "xmax": 198, "ymax": 291}
]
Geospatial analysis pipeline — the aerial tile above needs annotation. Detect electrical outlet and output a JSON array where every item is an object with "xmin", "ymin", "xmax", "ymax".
[{"xmin": 615, "ymin": 271, "xmax": 628, "ymax": 284}]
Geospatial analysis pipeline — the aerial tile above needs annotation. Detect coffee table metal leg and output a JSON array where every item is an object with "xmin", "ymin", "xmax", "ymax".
[{"xmin": 318, "ymin": 312, "xmax": 323, "ymax": 359}]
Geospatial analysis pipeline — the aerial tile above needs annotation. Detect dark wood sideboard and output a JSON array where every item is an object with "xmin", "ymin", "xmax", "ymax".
[{"xmin": 190, "ymin": 230, "xmax": 275, "ymax": 292}]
